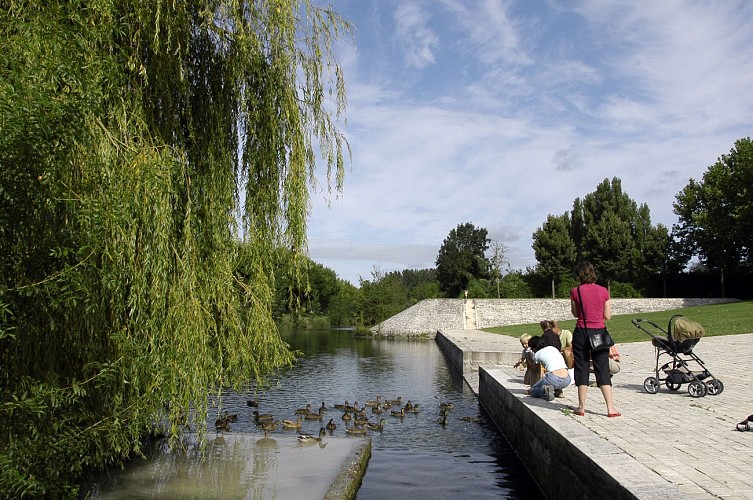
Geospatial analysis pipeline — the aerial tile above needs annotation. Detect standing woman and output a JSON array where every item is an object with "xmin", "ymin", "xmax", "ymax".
[{"xmin": 570, "ymin": 261, "xmax": 620, "ymax": 417}]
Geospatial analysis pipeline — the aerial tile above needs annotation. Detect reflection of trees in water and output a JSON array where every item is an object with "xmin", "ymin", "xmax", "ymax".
[{"xmin": 251, "ymin": 437, "xmax": 279, "ymax": 499}]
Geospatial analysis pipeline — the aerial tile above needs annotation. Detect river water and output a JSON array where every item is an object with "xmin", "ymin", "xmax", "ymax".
[
  {"xmin": 224, "ymin": 328, "xmax": 544, "ymax": 499},
  {"xmin": 87, "ymin": 328, "xmax": 544, "ymax": 498}
]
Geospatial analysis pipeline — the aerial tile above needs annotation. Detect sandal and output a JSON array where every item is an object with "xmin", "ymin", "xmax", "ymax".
[
  {"xmin": 571, "ymin": 407, "xmax": 585, "ymax": 417},
  {"xmin": 737, "ymin": 420, "xmax": 750, "ymax": 432}
]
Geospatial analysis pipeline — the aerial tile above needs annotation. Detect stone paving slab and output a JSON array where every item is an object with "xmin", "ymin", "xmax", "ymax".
[{"xmin": 440, "ymin": 329, "xmax": 753, "ymax": 500}]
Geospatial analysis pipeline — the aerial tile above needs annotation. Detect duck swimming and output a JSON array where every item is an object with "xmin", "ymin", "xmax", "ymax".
[
  {"xmin": 281, "ymin": 416, "xmax": 303, "ymax": 429},
  {"xmin": 326, "ymin": 418, "xmax": 337, "ymax": 431},
  {"xmin": 345, "ymin": 425, "xmax": 368, "ymax": 435},
  {"xmin": 366, "ymin": 418, "xmax": 387, "ymax": 432},
  {"xmin": 390, "ymin": 408, "xmax": 405, "ymax": 418},
  {"xmin": 294, "ymin": 404, "xmax": 312, "ymax": 415},
  {"xmin": 253, "ymin": 411, "xmax": 274, "ymax": 424}
]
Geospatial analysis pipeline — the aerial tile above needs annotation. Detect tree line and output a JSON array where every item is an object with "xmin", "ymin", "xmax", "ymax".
[{"xmin": 278, "ymin": 139, "xmax": 752, "ymax": 329}]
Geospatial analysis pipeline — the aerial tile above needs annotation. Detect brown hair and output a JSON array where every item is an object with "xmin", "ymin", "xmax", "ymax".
[
  {"xmin": 574, "ymin": 261, "xmax": 597, "ymax": 284},
  {"xmin": 539, "ymin": 319, "xmax": 555, "ymax": 331}
]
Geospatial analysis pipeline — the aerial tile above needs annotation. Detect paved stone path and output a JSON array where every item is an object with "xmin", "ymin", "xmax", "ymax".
[{"xmin": 441, "ymin": 329, "xmax": 753, "ymax": 500}]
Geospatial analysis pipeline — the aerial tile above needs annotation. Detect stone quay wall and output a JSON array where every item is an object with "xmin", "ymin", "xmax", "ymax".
[{"xmin": 372, "ymin": 298, "xmax": 736, "ymax": 336}]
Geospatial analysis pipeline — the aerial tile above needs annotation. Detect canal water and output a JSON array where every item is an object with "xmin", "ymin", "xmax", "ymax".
[
  {"xmin": 87, "ymin": 328, "xmax": 544, "ymax": 498},
  {"xmin": 221, "ymin": 328, "xmax": 545, "ymax": 499}
]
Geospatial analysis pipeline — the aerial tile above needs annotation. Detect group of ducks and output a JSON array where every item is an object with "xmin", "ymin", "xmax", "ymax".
[{"xmin": 214, "ymin": 395, "xmax": 481, "ymax": 443}]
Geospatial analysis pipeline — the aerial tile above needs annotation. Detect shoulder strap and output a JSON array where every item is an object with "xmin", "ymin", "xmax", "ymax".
[{"xmin": 577, "ymin": 285, "xmax": 587, "ymax": 330}]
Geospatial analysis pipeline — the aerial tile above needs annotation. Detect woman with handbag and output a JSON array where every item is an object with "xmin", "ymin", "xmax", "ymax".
[{"xmin": 570, "ymin": 261, "xmax": 620, "ymax": 417}]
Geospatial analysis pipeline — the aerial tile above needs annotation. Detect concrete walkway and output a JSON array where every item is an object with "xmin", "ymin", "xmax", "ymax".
[{"xmin": 439, "ymin": 329, "xmax": 753, "ymax": 500}]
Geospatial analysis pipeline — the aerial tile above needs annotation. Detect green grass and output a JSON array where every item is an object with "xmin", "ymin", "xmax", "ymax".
[{"xmin": 483, "ymin": 300, "xmax": 753, "ymax": 343}]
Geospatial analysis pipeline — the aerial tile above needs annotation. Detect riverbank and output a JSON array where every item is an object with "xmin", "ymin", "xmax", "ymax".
[{"xmin": 437, "ymin": 328, "xmax": 753, "ymax": 499}]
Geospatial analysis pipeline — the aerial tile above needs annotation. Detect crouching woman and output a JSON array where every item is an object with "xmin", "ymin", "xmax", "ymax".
[{"xmin": 527, "ymin": 335, "xmax": 571, "ymax": 401}]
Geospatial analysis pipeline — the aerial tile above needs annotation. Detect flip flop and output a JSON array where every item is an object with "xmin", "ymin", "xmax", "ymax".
[{"xmin": 607, "ymin": 411, "xmax": 621, "ymax": 418}]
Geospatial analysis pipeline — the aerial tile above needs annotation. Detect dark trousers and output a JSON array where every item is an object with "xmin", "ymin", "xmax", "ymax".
[{"xmin": 572, "ymin": 326, "xmax": 611, "ymax": 386}]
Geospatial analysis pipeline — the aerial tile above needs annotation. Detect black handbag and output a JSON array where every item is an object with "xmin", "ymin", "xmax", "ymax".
[{"xmin": 577, "ymin": 285, "xmax": 614, "ymax": 351}]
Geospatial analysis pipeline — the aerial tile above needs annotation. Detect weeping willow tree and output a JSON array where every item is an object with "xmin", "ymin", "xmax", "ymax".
[{"xmin": 0, "ymin": 0, "xmax": 350, "ymax": 496}]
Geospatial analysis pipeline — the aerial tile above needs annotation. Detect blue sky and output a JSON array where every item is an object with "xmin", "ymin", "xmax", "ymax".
[{"xmin": 306, "ymin": 0, "xmax": 753, "ymax": 285}]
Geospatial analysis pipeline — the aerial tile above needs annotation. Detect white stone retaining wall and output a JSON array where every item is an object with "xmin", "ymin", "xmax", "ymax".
[{"xmin": 372, "ymin": 298, "xmax": 736, "ymax": 336}]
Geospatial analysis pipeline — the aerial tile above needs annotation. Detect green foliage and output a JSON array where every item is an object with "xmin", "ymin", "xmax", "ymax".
[
  {"xmin": 532, "ymin": 213, "xmax": 576, "ymax": 296},
  {"xmin": 499, "ymin": 271, "xmax": 533, "ymax": 298},
  {"xmin": 0, "ymin": 1, "xmax": 350, "ymax": 495},
  {"xmin": 674, "ymin": 138, "xmax": 753, "ymax": 294},
  {"xmin": 436, "ymin": 222, "xmax": 490, "ymax": 297},
  {"xmin": 608, "ymin": 281, "xmax": 642, "ymax": 298},
  {"xmin": 485, "ymin": 300, "xmax": 753, "ymax": 344}
]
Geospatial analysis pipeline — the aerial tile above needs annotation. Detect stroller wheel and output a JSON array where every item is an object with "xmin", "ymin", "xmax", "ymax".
[
  {"xmin": 665, "ymin": 381, "xmax": 681, "ymax": 391},
  {"xmin": 643, "ymin": 377, "xmax": 659, "ymax": 394},
  {"xmin": 688, "ymin": 380, "xmax": 707, "ymax": 398},
  {"xmin": 705, "ymin": 379, "xmax": 724, "ymax": 396}
]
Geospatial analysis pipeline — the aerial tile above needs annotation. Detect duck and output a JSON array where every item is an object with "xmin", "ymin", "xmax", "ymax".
[
  {"xmin": 294, "ymin": 404, "xmax": 312, "ymax": 415},
  {"xmin": 364, "ymin": 396, "xmax": 382, "ymax": 407},
  {"xmin": 390, "ymin": 408, "xmax": 405, "ymax": 418},
  {"xmin": 344, "ymin": 401, "xmax": 360, "ymax": 413},
  {"xmin": 257, "ymin": 419, "xmax": 280, "ymax": 438},
  {"xmin": 459, "ymin": 416, "xmax": 481, "ymax": 423},
  {"xmin": 225, "ymin": 412, "xmax": 238, "ymax": 422},
  {"xmin": 341, "ymin": 412, "xmax": 352, "ymax": 422},
  {"xmin": 297, "ymin": 427, "xmax": 326, "ymax": 444},
  {"xmin": 437, "ymin": 413, "xmax": 448, "ymax": 426},
  {"xmin": 215, "ymin": 414, "xmax": 231, "ymax": 433},
  {"xmin": 319, "ymin": 401, "xmax": 328, "ymax": 412},
  {"xmin": 439, "ymin": 402, "xmax": 454, "ymax": 411},
  {"xmin": 333, "ymin": 400, "xmax": 348, "ymax": 410},
  {"xmin": 345, "ymin": 425, "xmax": 368, "ymax": 435},
  {"xmin": 404, "ymin": 404, "xmax": 420, "ymax": 414},
  {"xmin": 387, "ymin": 397, "xmax": 402, "ymax": 406},
  {"xmin": 304, "ymin": 408, "xmax": 324, "ymax": 421},
  {"xmin": 403, "ymin": 401, "xmax": 414, "ymax": 412},
  {"xmin": 371, "ymin": 405, "xmax": 384, "ymax": 414},
  {"xmin": 326, "ymin": 418, "xmax": 337, "ymax": 431},
  {"xmin": 353, "ymin": 416, "xmax": 370, "ymax": 426},
  {"xmin": 253, "ymin": 411, "xmax": 274, "ymax": 424},
  {"xmin": 246, "ymin": 398, "xmax": 260, "ymax": 408},
  {"xmin": 366, "ymin": 418, "xmax": 387, "ymax": 432},
  {"xmin": 281, "ymin": 416, "xmax": 303, "ymax": 429}
]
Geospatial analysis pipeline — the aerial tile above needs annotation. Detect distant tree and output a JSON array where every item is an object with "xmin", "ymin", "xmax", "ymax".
[
  {"xmin": 532, "ymin": 213, "xmax": 576, "ymax": 298},
  {"xmin": 436, "ymin": 222, "xmax": 490, "ymax": 297},
  {"xmin": 487, "ymin": 240, "xmax": 508, "ymax": 298},
  {"xmin": 328, "ymin": 280, "xmax": 363, "ymax": 328},
  {"xmin": 674, "ymin": 138, "xmax": 753, "ymax": 297},
  {"xmin": 358, "ymin": 267, "xmax": 409, "ymax": 326},
  {"xmin": 571, "ymin": 178, "xmax": 663, "ymax": 287},
  {"xmin": 499, "ymin": 270, "xmax": 533, "ymax": 298}
]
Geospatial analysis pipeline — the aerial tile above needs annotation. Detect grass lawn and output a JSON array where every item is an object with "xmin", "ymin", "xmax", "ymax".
[{"xmin": 483, "ymin": 300, "xmax": 753, "ymax": 344}]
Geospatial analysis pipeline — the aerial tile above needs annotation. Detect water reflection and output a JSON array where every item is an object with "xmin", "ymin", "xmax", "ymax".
[{"xmin": 222, "ymin": 329, "xmax": 544, "ymax": 499}]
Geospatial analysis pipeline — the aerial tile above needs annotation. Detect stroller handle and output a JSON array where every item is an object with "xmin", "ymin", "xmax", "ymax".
[{"xmin": 631, "ymin": 318, "xmax": 661, "ymax": 329}]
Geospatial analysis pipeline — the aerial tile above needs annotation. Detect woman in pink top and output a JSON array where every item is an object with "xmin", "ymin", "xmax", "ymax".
[{"xmin": 570, "ymin": 261, "xmax": 620, "ymax": 417}]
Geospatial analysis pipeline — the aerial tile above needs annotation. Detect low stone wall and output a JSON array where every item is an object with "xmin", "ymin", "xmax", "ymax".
[
  {"xmin": 373, "ymin": 298, "xmax": 736, "ymax": 336},
  {"xmin": 477, "ymin": 367, "xmax": 680, "ymax": 499}
]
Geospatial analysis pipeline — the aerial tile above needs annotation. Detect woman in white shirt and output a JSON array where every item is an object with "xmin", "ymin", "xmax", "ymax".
[{"xmin": 528, "ymin": 336, "xmax": 572, "ymax": 401}]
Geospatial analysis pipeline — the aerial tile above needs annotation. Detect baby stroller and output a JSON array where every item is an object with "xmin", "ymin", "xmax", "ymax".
[{"xmin": 632, "ymin": 314, "xmax": 723, "ymax": 398}]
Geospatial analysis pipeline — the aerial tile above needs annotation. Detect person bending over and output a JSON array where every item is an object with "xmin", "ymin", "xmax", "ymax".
[{"xmin": 527, "ymin": 336, "xmax": 571, "ymax": 401}]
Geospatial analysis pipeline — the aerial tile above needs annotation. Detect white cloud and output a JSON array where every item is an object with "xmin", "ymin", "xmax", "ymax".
[
  {"xmin": 394, "ymin": 4, "xmax": 439, "ymax": 69},
  {"xmin": 307, "ymin": 0, "xmax": 753, "ymax": 285}
]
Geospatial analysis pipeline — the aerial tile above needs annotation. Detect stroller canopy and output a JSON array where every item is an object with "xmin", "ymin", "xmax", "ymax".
[{"xmin": 672, "ymin": 316, "xmax": 705, "ymax": 341}]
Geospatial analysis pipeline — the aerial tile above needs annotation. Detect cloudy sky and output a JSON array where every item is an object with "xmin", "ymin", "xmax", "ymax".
[{"xmin": 305, "ymin": 0, "xmax": 753, "ymax": 285}]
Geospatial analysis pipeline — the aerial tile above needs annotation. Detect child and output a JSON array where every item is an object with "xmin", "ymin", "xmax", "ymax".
[
  {"xmin": 513, "ymin": 333, "xmax": 532, "ymax": 372},
  {"xmin": 518, "ymin": 333, "xmax": 544, "ymax": 387}
]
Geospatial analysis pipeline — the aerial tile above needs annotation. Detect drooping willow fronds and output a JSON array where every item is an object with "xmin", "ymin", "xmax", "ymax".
[{"xmin": 0, "ymin": 0, "xmax": 350, "ymax": 495}]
